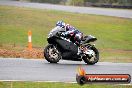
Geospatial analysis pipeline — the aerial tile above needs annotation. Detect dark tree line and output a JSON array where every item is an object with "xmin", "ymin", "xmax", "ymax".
[
  {"xmin": 30, "ymin": 0, "xmax": 63, "ymax": 4},
  {"xmin": 84, "ymin": 0, "xmax": 132, "ymax": 5},
  {"xmin": 14, "ymin": 0, "xmax": 132, "ymax": 8}
]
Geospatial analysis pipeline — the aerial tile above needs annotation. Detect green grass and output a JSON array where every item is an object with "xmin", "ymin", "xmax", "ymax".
[
  {"xmin": 0, "ymin": 5, "xmax": 132, "ymax": 62},
  {"xmin": 0, "ymin": 81, "xmax": 131, "ymax": 88},
  {"xmin": 0, "ymin": 5, "xmax": 132, "ymax": 49},
  {"xmin": 100, "ymin": 49, "xmax": 132, "ymax": 62}
]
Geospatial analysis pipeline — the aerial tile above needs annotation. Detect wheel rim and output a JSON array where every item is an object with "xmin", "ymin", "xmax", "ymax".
[
  {"xmin": 46, "ymin": 45, "xmax": 60, "ymax": 61},
  {"xmin": 87, "ymin": 49, "xmax": 97, "ymax": 62}
]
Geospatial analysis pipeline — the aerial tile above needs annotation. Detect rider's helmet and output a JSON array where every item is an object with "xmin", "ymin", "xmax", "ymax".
[
  {"xmin": 56, "ymin": 20, "xmax": 65, "ymax": 28},
  {"xmin": 65, "ymin": 24, "xmax": 74, "ymax": 31}
]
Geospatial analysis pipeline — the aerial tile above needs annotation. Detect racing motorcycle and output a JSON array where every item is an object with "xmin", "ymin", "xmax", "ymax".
[{"xmin": 44, "ymin": 26, "xmax": 99, "ymax": 65}]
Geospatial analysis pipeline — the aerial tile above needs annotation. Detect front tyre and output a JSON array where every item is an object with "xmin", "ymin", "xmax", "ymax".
[
  {"xmin": 83, "ymin": 47, "xmax": 99, "ymax": 65},
  {"xmin": 44, "ymin": 44, "xmax": 61, "ymax": 63}
]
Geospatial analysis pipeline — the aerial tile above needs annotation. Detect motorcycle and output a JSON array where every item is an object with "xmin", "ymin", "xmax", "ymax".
[{"xmin": 44, "ymin": 26, "xmax": 99, "ymax": 65}]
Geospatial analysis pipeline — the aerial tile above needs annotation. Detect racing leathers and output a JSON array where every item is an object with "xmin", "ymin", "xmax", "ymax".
[{"xmin": 63, "ymin": 25, "xmax": 83, "ymax": 46}]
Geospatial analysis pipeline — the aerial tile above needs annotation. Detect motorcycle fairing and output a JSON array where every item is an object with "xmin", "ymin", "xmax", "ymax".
[
  {"xmin": 47, "ymin": 36, "xmax": 79, "ymax": 60},
  {"xmin": 82, "ymin": 35, "xmax": 97, "ymax": 44}
]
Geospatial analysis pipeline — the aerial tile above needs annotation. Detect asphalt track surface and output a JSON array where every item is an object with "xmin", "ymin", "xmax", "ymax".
[
  {"xmin": 0, "ymin": 58, "xmax": 132, "ymax": 83},
  {"xmin": 0, "ymin": 0, "xmax": 132, "ymax": 18}
]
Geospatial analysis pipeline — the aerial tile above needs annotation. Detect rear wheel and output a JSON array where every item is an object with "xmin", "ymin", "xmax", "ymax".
[
  {"xmin": 44, "ymin": 44, "xmax": 61, "ymax": 63},
  {"xmin": 83, "ymin": 47, "xmax": 99, "ymax": 65}
]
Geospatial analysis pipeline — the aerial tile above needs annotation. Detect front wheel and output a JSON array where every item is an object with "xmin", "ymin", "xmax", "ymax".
[
  {"xmin": 44, "ymin": 44, "xmax": 61, "ymax": 63},
  {"xmin": 83, "ymin": 47, "xmax": 99, "ymax": 65}
]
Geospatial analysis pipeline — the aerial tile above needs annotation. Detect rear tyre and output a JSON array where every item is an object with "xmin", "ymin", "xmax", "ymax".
[
  {"xmin": 83, "ymin": 47, "xmax": 99, "ymax": 65},
  {"xmin": 44, "ymin": 44, "xmax": 61, "ymax": 63}
]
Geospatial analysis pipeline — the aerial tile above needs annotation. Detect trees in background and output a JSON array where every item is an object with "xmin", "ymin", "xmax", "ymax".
[
  {"xmin": 29, "ymin": 0, "xmax": 63, "ymax": 4},
  {"xmin": 84, "ymin": 0, "xmax": 132, "ymax": 6},
  {"xmin": 67, "ymin": 0, "xmax": 132, "ymax": 8},
  {"xmin": 66, "ymin": 0, "xmax": 84, "ymax": 6},
  {"xmin": 15, "ymin": 0, "xmax": 64, "ymax": 4},
  {"xmin": 15, "ymin": 0, "xmax": 132, "ymax": 7}
]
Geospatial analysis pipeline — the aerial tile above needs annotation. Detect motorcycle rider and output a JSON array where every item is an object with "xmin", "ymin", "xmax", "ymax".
[{"xmin": 56, "ymin": 20, "xmax": 83, "ymax": 46}]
